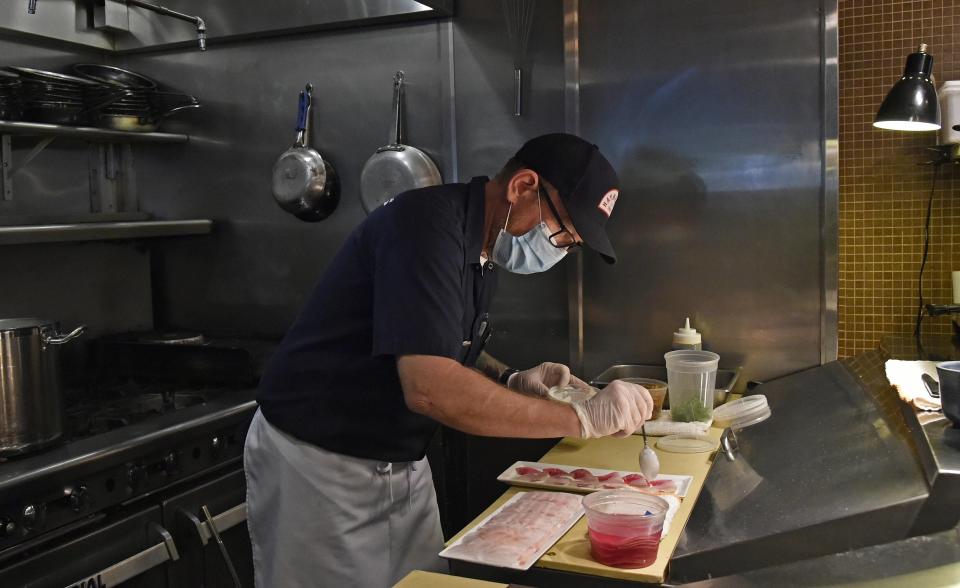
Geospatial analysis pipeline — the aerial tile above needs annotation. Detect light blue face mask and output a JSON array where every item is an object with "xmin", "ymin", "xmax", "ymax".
[{"xmin": 491, "ymin": 197, "xmax": 568, "ymax": 274}]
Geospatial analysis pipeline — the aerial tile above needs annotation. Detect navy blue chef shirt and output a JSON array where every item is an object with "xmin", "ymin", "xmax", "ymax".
[{"xmin": 257, "ymin": 176, "xmax": 498, "ymax": 462}]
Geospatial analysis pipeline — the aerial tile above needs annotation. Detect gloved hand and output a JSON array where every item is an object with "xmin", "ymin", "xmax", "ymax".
[
  {"xmin": 506, "ymin": 362, "xmax": 590, "ymax": 398},
  {"xmin": 572, "ymin": 379, "xmax": 653, "ymax": 438}
]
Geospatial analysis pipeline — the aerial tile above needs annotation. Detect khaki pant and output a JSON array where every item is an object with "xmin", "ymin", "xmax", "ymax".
[{"xmin": 244, "ymin": 409, "xmax": 447, "ymax": 588}]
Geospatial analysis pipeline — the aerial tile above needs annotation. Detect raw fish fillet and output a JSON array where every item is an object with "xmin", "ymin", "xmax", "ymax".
[
  {"xmin": 445, "ymin": 491, "xmax": 582, "ymax": 569},
  {"xmin": 574, "ymin": 475, "xmax": 600, "ymax": 489},
  {"xmin": 517, "ymin": 471, "xmax": 549, "ymax": 482},
  {"xmin": 516, "ymin": 466, "xmax": 542, "ymax": 475},
  {"xmin": 543, "ymin": 467, "xmax": 571, "ymax": 477},
  {"xmin": 545, "ymin": 475, "xmax": 573, "ymax": 486},
  {"xmin": 648, "ymin": 479, "xmax": 678, "ymax": 493},
  {"xmin": 597, "ymin": 472, "xmax": 623, "ymax": 482},
  {"xmin": 622, "ymin": 473, "xmax": 650, "ymax": 487}
]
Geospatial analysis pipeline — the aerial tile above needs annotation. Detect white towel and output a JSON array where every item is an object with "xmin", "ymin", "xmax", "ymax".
[
  {"xmin": 884, "ymin": 359, "xmax": 942, "ymax": 411},
  {"xmin": 635, "ymin": 410, "xmax": 712, "ymax": 436}
]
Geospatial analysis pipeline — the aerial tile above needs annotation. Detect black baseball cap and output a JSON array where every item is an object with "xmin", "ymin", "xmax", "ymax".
[{"xmin": 513, "ymin": 133, "xmax": 620, "ymax": 264}]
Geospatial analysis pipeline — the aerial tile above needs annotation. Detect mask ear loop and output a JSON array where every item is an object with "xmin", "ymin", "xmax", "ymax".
[
  {"xmin": 503, "ymin": 203, "xmax": 513, "ymax": 233},
  {"xmin": 537, "ymin": 186, "xmax": 544, "ymax": 225}
]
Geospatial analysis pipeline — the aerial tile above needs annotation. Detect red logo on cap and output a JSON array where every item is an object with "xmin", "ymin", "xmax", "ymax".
[{"xmin": 597, "ymin": 189, "xmax": 618, "ymax": 217}]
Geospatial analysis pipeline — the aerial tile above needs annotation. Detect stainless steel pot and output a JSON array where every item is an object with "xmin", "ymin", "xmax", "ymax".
[
  {"xmin": 0, "ymin": 318, "xmax": 85, "ymax": 456},
  {"xmin": 359, "ymin": 71, "xmax": 441, "ymax": 214},
  {"xmin": 271, "ymin": 84, "xmax": 340, "ymax": 222}
]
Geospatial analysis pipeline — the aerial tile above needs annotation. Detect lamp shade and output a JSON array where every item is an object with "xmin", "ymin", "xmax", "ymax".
[{"xmin": 874, "ymin": 44, "xmax": 941, "ymax": 131}]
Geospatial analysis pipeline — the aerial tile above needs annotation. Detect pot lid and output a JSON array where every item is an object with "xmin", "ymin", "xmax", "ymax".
[{"xmin": 0, "ymin": 318, "xmax": 56, "ymax": 331}]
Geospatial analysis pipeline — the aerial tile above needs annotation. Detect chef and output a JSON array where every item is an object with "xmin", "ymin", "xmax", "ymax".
[{"xmin": 244, "ymin": 133, "xmax": 654, "ymax": 587}]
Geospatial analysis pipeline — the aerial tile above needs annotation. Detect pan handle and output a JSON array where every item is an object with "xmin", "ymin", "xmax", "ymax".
[
  {"xmin": 294, "ymin": 89, "xmax": 308, "ymax": 147},
  {"xmin": 392, "ymin": 70, "xmax": 405, "ymax": 147},
  {"xmin": 303, "ymin": 83, "xmax": 314, "ymax": 146}
]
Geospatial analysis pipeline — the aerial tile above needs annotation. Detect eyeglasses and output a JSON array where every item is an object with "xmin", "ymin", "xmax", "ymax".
[{"xmin": 539, "ymin": 186, "xmax": 582, "ymax": 250}]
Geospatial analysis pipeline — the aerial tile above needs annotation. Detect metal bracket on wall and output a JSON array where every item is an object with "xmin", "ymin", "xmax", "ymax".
[
  {"xmin": 88, "ymin": 142, "xmax": 137, "ymax": 214},
  {"xmin": 0, "ymin": 133, "xmax": 138, "ymax": 214},
  {"xmin": 0, "ymin": 133, "xmax": 56, "ymax": 207},
  {"xmin": 0, "ymin": 135, "xmax": 11, "ymax": 206}
]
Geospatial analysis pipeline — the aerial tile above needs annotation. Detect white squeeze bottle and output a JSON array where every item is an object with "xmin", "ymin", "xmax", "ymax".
[{"xmin": 672, "ymin": 317, "xmax": 702, "ymax": 350}]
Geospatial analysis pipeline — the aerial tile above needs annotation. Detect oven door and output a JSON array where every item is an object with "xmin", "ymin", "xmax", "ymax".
[
  {"xmin": 0, "ymin": 505, "xmax": 175, "ymax": 587},
  {"xmin": 162, "ymin": 467, "xmax": 252, "ymax": 588}
]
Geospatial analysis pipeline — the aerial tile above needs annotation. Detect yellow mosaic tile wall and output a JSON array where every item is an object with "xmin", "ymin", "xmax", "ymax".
[{"xmin": 839, "ymin": 0, "xmax": 960, "ymax": 357}]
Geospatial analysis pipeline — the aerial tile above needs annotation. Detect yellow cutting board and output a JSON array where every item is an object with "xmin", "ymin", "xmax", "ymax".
[{"xmin": 446, "ymin": 429, "xmax": 722, "ymax": 583}]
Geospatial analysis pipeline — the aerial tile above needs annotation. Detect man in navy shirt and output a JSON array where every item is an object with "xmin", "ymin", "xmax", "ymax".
[{"xmin": 244, "ymin": 134, "xmax": 653, "ymax": 587}]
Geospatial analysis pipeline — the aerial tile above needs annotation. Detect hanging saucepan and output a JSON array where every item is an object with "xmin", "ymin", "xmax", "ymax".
[
  {"xmin": 359, "ymin": 71, "xmax": 442, "ymax": 214},
  {"xmin": 271, "ymin": 84, "xmax": 340, "ymax": 222}
]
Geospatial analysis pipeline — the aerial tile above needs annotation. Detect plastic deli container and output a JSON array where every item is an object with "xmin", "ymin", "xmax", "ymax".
[
  {"xmin": 621, "ymin": 377, "xmax": 667, "ymax": 419},
  {"xmin": 664, "ymin": 350, "xmax": 719, "ymax": 422},
  {"xmin": 712, "ymin": 394, "xmax": 771, "ymax": 430},
  {"xmin": 582, "ymin": 490, "xmax": 669, "ymax": 568}
]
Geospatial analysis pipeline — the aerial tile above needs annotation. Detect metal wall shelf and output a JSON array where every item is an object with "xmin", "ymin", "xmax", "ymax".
[
  {"xmin": 0, "ymin": 121, "xmax": 189, "ymax": 143},
  {"xmin": 0, "ymin": 220, "xmax": 212, "ymax": 245}
]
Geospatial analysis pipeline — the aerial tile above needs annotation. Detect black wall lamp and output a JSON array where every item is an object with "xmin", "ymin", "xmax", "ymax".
[{"xmin": 874, "ymin": 43, "xmax": 941, "ymax": 132}]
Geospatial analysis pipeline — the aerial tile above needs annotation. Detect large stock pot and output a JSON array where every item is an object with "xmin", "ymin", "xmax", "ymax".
[{"xmin": 0, "ymin": 318, "xmax": 85, "ymax": 455}]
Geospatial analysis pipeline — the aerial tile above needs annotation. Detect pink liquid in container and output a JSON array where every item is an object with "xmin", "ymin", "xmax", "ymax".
[{"xmin": 582, "ymin": 490, "xmax": 669, "ymax": 568}]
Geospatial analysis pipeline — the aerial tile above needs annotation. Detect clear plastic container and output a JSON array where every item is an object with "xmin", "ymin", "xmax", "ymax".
[
  {"xmin": 582, "ymin": 490, "xmax": 669, "ymax": 568},
  {"xmin": 664, "ymin": 350, "xmax": 719, "ymax": 422},
  {"xmin": 620, "ymin": 377, "xmax": 667, "ymax": 420}
]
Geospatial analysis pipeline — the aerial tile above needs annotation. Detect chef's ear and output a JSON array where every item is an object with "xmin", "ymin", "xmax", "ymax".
[{"xmin": 506, "ymin": 169, "xmax": 539, "ymax": 204}]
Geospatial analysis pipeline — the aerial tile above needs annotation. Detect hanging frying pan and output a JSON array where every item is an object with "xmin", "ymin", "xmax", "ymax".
[
  {"xmin": 360, "ymin": 71, "xmax": 441, "ymax": 214},
  {"xmin": 271, "ymin": 84, "xmax": 340, "ymax": 222}
]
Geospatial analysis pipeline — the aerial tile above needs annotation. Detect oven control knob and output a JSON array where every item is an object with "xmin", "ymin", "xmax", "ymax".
[
  {"xmin": 127, "ymin": 463, "xmax": 146, "ymax": 487},
  {"xmin": 0, "ymin": 518, "xmax": 15, "ymax": 537},
  {"xmin": 163, "ymin": 451, "xmax": 179, "ymax": 475},
  {"xmin": 21, "ymin": 505, "xmax": 37, "ymax": 529},
  {"xmin": 64, "ymin": 485, "xmax": 89, "ymax": 512}
]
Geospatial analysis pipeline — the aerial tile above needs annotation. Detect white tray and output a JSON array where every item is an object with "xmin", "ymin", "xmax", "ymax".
[
  {"xmin": 439, "ymin": 490, "xmax": 584, "ymax": 571},
  {"xmin": 497, "ymin": 461, "xmax": 693, "ymax": 498}
]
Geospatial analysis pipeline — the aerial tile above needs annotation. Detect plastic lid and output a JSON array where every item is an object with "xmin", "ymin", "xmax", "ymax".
[
  {"xmin": 664, "ymin": 350, "xmax": 720, "ymax": 372},
  {"xmin": 547, "ymin": 385, "xmax": 598, "ymax": 405},
  {"xmin": 673, "ymin": 317, "xmax": 702, "ymax": 345},
  {"xmin": 712, "ymin": 395, "xmax": 770, "ymax": 429},
  {"xmin": 656, "ymin": 434, "xmax": 719, "ymax": 453}
]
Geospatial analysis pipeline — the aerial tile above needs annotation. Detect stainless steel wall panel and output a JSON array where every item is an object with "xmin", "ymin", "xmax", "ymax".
[
  {"xmin": 119, "ymin": 21, "xmax": 454, "ymax": 336},
  {"xmin": 116, "ymin": 0, "xmax": 447, "ymax": 52},
  {"xmin": 0, "ymin": 0, "xmax": 450, "ymax": 53},
  {"xmin": 452, "ymin": 0, "xmax": 569, "ymax": 372},
  {"xmin": 578, "ymin": 0, "xmax": 828, "ymax": 382}
]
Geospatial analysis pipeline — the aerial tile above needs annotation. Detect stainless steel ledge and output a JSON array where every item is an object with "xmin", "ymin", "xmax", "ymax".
[
  {"xmin": 0, "ymin": 121, "xmax": 189, "ymax": 144},
  {"xmin": 0, "ymin": 219, "xmax": 213, "ymax": 245}
]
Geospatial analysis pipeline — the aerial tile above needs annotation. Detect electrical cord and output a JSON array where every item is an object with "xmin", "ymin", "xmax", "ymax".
[{"xmin": 913, "ymin": 163, "xmax": 940, "ymax": 358}]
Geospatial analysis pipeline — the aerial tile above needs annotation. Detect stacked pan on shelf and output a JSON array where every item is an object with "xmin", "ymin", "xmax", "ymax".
[
  {"xmin": 72, "ymin": 64, "xmax": 200, "ymax": 132},
  {"xmin": 0, "ymin": 70, "xmax": 22, "ymax": 121},
  {"xmin": 0, "ymin": 64, "xmax": 200, "ymax": 132},
  {"xmin": 6, "ymin": 67, "xmax": 104, "ymax": 125}
]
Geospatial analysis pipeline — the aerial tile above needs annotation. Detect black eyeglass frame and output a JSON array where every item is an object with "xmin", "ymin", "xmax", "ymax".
[{"xmin": 539, "ymin": 185, "xmax": 582, "ymax": 250}]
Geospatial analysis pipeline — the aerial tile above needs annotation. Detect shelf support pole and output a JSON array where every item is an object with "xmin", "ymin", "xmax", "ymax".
[{"xmin": 1, "ymin": 135, "xmax": 11, "ymax": 203}]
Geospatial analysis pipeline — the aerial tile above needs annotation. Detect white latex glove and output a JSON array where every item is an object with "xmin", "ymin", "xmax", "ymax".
[
  {"xmin": 572, "ymin": 379, "xmax": 653, "ymax": 439},
  {"xmin": 506, "ymin": 362, "xmax": 589, "ymax": 398}
]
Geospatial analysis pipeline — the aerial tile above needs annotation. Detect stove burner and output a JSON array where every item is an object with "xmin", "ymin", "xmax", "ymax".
[{"xmin": 136, "ymin": 332, "xmax": 207, "ymax": 345}]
